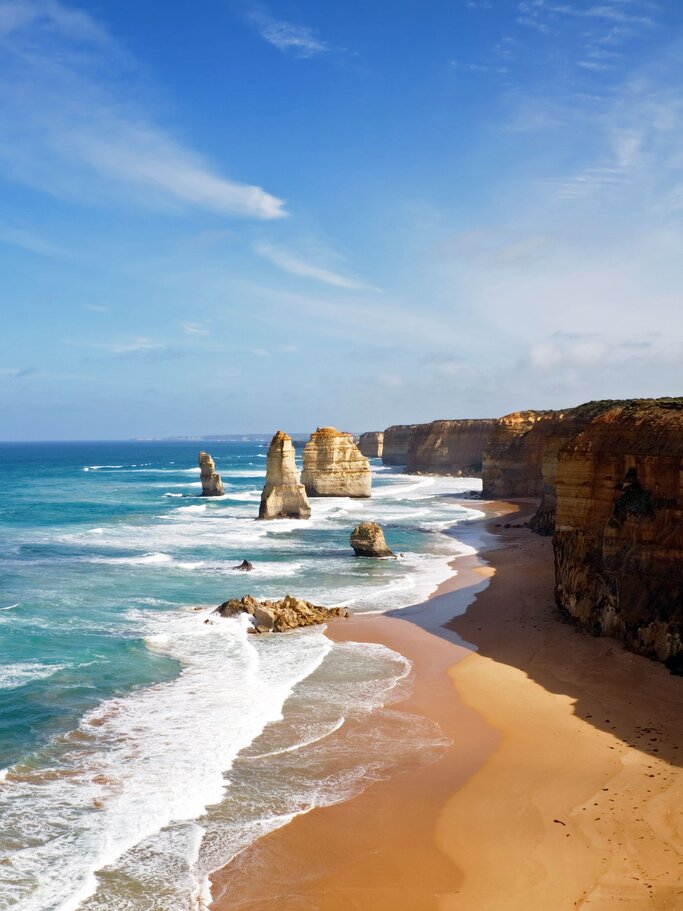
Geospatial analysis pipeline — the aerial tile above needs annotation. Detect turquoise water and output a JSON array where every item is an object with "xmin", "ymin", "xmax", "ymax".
[{"xmin": 0, "ymin": 441, "xmax": 482, "ymax": 910}]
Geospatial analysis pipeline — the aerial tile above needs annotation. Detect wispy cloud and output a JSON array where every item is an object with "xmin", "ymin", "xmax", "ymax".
[
  {"xmin": 0, "ymin": 219, "xmax": 70, "ymax": 256},
  {"xmin": 254, "ymin": 241, "xmax": 377, "ymax": 291},
  {"xmin": 0, "ymin": 0, "xmax": 285, "ymax": 219},
  {"xmin": 181, "ymin": 322, "xmax": 209, "ymax": 336},
  {"xmin": 246, "ymin": 7, "xmax": 329, "ymax": 58}
]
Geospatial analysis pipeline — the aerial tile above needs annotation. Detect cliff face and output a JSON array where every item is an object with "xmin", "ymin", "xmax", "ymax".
[
  {"xmin": 258, "ymin": 431, "xmax": 311, "ymax": 520},
  {"xmin": 301, "ymin": 427, "xmax": 371, "ymax": 497},
  {"xmin": 382, "ymin": 425, "xmax": 418, "ymax": 466},
  {"xmin": 529, "ymin": 401, "xmax": 623, "ymax": 535},
  {"xmin": 198, "ymin": 451, "xmax": 224, "ymax": 496},
  {"xmin": 554, "ymin": 400, "xmax": 683, "ymax": 667},
  {"xmin": 406, "ymin": 419, "xmax": 496, "ymax": 476},
  {"xmin": 358, "ymin": 431, "xmax": 384, "ymax": 459},
  {"xmin": 481, "ymin": 411, "xmax": 558, "ymax": 498}
]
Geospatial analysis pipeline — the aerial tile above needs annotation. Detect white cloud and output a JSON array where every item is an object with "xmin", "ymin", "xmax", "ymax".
[
  {"xmin": 254, "ymin": 241, "xmax": 377, "ymax": 290},
  {"xmin": 0, "ymin": 219, "xmax": 70, "ymax": 256},
  {"xmin": 246, "ymin": 8, "xmax": 329, "ymax": 57},
  {"xmin": 0, "ymin": 0, "xmax": 285, "ymax": 220},
  {"xmin": 182, "ymin": 323, "xmax": 209, "ymax": 336}
]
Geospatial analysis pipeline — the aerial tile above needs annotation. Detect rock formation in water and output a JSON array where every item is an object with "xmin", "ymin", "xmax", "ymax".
[
  {"xmin": 358, "ymin": 431, "xmax": 384, "ymax": 459},
  {"xmin": 406, "ymin": 419, "xmax": 496, "ymax": 476},
  {"xmin": 528, "ymin": 401, "xmax": 622, "ymax": 535},
  {"xmin": 232, "ymin": 559, "xmax": 254, "ymax": 571},
  {"xmin": 215, "ymin": 593, "xmax": 348, "ymax": 632},
  {"xmin": 382, "ymin": 424, "xmax": 419, "ymax": 466},
  {"xmin": 198, "ymin": 451, "xmax": 224, "ymax": 497},
  {"xmin": 553, "ymin": 399, "xmax": 683, "ymax": 668},
  {"xmin": 301, "ymin": 427, "xmax": 371, "ymax": 497},
  {"xmin": 258, "ymin": 431, "xmax": 311, "ymax": 520},
  {"xmin": 481, "ymin": 411, "xmax": 558, "ymax": 498},
  {"xmin": 349, "ymin": 522, "xmax": 395, "ymax": 557}
]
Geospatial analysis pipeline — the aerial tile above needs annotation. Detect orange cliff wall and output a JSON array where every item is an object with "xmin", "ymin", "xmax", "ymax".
[
  {"xmin": 405, "ymin": 419, "xmax": 496, "ymax": 476},
  {"xmin": 481, "ymin": 410, "xmax": 559, "ymax": 498},
  {"xmin": 553, "ymin": 400, "xmax": 683, "ymax": 668},
  {"xmin": 382, "ymin": 425, "xmax": 419, "ymax": 466}
]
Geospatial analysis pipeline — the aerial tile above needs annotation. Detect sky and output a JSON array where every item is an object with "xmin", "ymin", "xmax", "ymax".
[{"xmin": 1, "ymin": 0, "xmax": 683, "ymax": 439}]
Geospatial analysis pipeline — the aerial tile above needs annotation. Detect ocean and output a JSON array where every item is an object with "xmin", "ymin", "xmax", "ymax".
[{"xmin": 0, "ymin": 440, "xmax": 483, "ymax": 910}]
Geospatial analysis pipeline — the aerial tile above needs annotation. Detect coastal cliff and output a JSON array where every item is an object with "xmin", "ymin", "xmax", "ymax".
[
  {"xmin": 382, "ymin": 424, "xmax": 418, "ymax": 466},
  {"xmin": 301, "ymin": 427, "xmax": 371, "ymax": 497},
  {"xmin": 554, "ymin": 399, "xmax": 683, "ymax": 667},
  {"xmin": 358, "ymin": 431, "xmax": 384, "ymax": 459},
  {"xmin": 198, "ymin": 451, "xmax": 224, "ymax": 497},
  {"xmin": 529, "ymin": 401, "xmax": 622, "ymax": 535},
  {"xmin": 258, "ymin": 431, "xmax": 311, "ymax": 520},
  {"xmin": 481, "ymin": 411, "xmax": 558, "ymax": 498},
  {"xmin": 406, "ymin": 419, "xmax": 496, "ymax": 475}
]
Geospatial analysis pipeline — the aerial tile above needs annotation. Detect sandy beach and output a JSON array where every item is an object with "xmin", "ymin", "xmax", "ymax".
[{"xmin": 211, "ymin": 503, "xmax": 683, "ymax": 911}]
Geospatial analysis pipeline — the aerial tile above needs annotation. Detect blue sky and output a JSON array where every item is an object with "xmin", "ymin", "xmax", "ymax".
[{"xmin": 1, "ymin": 0, "xmax": 682, "ymax": 438}]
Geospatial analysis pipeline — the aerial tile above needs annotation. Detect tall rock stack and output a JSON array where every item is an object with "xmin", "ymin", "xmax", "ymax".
[
  {"xmin": 382, "ymin": 425, "xmax": 418, "ymax": 466},
  {"xmin": 198, "ymin": 451, "xmax": 224, "ymax": 497},
  {"xmin": 258, "ymin": 431, "xmax": 311, "ymax": 519},
  {"xmin": 358, "ymin": 431, "xmax": 384, "ymax": 459},
  {"xmin": 481, "ymin": 411, "xmax": 558, "ymax": 498},
  {"xmin": 553, "ymin": 399, "xmax": 683, "ymax": 668},
  {"xmin": 301, "ymin": 427, "xmax": 371, "ymax": 497},
  {"xmin": 406, "ymin": 419, "xmax": 496, "ymax": 476}
]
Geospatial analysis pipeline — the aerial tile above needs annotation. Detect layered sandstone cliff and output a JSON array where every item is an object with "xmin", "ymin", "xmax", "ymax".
[
  {"xmin": 301, "ymin": 427, "xmax": 371, "ymax": 497},
  {"xmin": 358, "ymin": 431, "xmax": 384, "ymax": 459},
  {"xmin": 382, "ymin": 425, "xmax": 418, "ymax": 466},
  {"xmin": 554, "ymin": 399, "xmax": 683, "ymax": 667},
  {"xmin": 529, "ymin": 401, "xmax": 622, "ymax": 535},
  {"xmin": 481, "ymin": 411, "xmax": 558, "ymax": 498},
  {"xmin": 406, "ymin": 419, "xmax": 496, "ymax": 476},
  {"xmin": 198, "ymin": 451, "xmax": 224, "ymax": 496},
  {"xmin": 258, "ymin": 431, "xmax": 311, "ymax": 520}
]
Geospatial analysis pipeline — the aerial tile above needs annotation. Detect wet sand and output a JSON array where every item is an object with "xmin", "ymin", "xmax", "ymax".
[{"xmin": 211, "ymin": 503, "xmax": 683, "ymax": 911}]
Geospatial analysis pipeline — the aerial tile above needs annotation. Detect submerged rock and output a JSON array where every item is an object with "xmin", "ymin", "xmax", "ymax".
[
  {"xmin": 301, "ymin": 427, "xmax": 371, "ymax": 498},
  {"xmin": 198, "ymin": 451, "xmax": 224, "ymax": 497},
  {"xmin": 214, "ymin": 594, "xmax": 348, "ymax": 632},
  {"xmin": 350, "ymin": 522, "xmax": 395, "ymax": 557},
  {"xmin": 258, "ymin": 431, "xmax": 311, "ymax": 519},
  {"xmin": 232, "ymin": 559, "xmax": 254, "ymax": 571}
]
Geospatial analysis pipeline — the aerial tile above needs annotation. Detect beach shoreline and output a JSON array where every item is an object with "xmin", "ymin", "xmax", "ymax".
[{"xmin": 210, "ymin": 500, "xmax": 683, "ymax": 911}]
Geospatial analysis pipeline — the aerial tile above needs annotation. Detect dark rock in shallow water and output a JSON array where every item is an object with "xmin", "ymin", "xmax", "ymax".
[
  {"xmin": 214, "ymin": 594, "xmax": 348, "ymax": 632},
  {"xmin": 349, "ymin": 522, "xmax": 394, "ymax": 557},
  {"xmin": 233, "ymin": 559, "xmax": 254, "ymax": 571}
]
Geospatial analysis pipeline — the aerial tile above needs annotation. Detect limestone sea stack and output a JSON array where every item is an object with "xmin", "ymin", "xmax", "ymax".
[
  {"xmin": 406, "ymin": 419, "xmax": 496, "ymax": 476},
  {"xmin": 382, "ymin": 424, "xmax": 418, "ymax": 466},
  {"xmin": 215, "ymin": 594, "xmax": 348, "ymax": 632},
  {"xmin": 258, "ymin": 431, "xmax": 311, "ymax": 519},
  {"xmin": 301, "ymin": 427, "xmax": 371, "ymax": 498},
  {"xmin": 481, "ymin": 411, "xmax": 558, "ymax": 498},
  {"xmin": 198, "ymin": 451, "xmax": 224, "ymax": 496},
  {"xmin": 553, "ymin": 399, "xmax": 683, "ymax": 668},
  {"xmin": 350, "ymin": 522, "xmax": 394, "ymax": 557},
  {"xmin": 358, "ymin": 431, "xmax": 384, "ymax": 459}
]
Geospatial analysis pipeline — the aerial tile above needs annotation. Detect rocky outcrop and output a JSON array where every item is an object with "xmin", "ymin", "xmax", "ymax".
[
  {"xmin": 350, "ymin": 522, "xmax": 395, "ymax": 557},
  {"xmin": 529, "ymin": 401, "xmax": 623, "ymax": 535},
  {"xmin": 199, "ymin": 451, "xmax": 224, "ymax": 496},
  {"xmin": 258, "ymin": 431, "xmax": 311, "ymax": 519},
  {"xmin": 406, "ymin": 419, "xmax": 496, "ymax": 476},
  {"xmin": 215, "ymin": 594, "xmax": 348, "ymax": 632},
  {"xmin": 553, "ymin": 399, "xmax": 683, "ymax": 667},
  {"xmin": 481, "ymin": 411, "xmax": 558, "ymax": 498},
  {"xmin": 301, "ymin": 427, "xmax": 371, "ymax": 498},
  {"xmin": 358, "ymin": 431, "xmax": 384, "ymax": 459},
  {"xmin": 382, "ymin": 425, "xmax": 419, "ymax": 466},
  {"xmin": 232, "ymin": 560, "xmax": 254, "ymax": 571}
]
